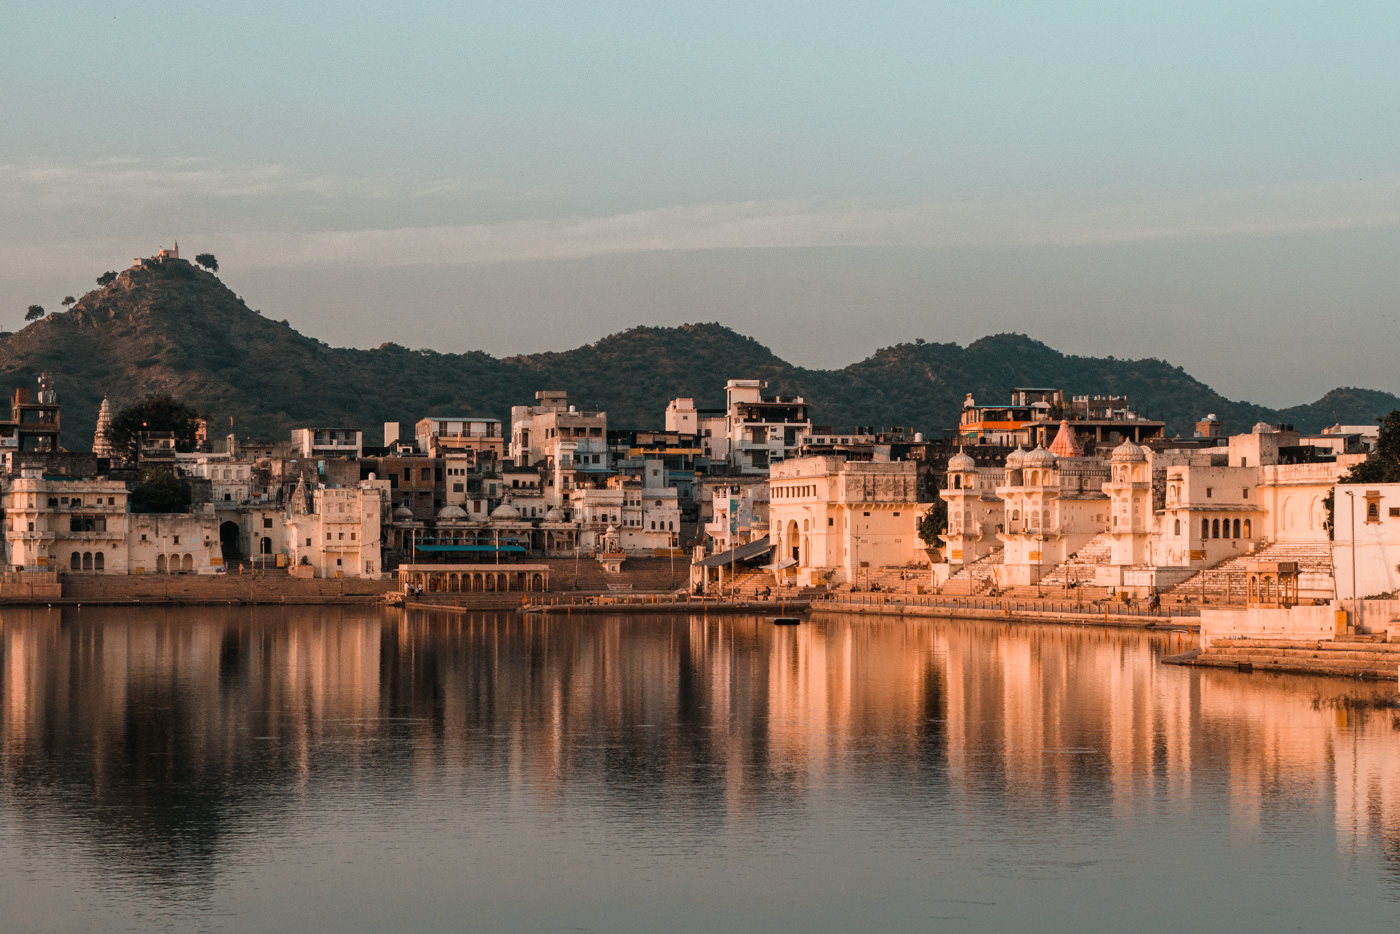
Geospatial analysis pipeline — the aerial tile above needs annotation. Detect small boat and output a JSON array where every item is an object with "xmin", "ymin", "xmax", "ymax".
[{"xmin": 771, "ymin": 616, "xmax": 801, "ymax": 626}]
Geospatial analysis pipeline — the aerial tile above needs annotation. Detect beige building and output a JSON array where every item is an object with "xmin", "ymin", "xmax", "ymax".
[
  {"xmin": 768, "ymin": 456, "xmax": 922, "ymax": 587},
  {"xmin": 3, "ymin": 474, "xmax": 130, "ymax": 573},
  {"xmin": 510, "ymin": 391, "xmax": 607, "ymax": 467},
  {"xmin": 285, "ymin": 481, "xmax": 387, "ymax": 578}
]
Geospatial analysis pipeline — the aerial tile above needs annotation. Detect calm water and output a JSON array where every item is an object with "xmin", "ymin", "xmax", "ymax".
[{"xmin": 0, "ymin": 606, "xmax": 1396, "ymax": 933}]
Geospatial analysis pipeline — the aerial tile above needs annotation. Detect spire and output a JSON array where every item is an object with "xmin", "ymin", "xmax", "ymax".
[
  {"xmin": 1047, "ymin": 418, "xmax": 1084, "ymax": 457},
  {"xmin": 93, "ymin": 394, "xmax": 114, "ymax": 458}
]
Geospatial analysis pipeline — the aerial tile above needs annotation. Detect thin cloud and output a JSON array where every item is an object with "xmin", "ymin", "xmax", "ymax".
[
  {"xmin": 0, "ymin": 157, "xmax": 494, "ymax": 208},
  {"xmin": 216, "ymin": 177, "xmax": 1400, "ymax": 269}
]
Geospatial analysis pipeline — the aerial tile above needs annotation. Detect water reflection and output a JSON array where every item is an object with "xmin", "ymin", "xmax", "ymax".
[{"xmin": 1, "ymin": 605, "xmax": 1396, "ymax": 931}]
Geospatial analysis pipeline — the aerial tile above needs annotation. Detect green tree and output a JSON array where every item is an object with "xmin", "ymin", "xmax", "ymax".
[
  {"xmin": 61, "ymin": 296, "xmax": 76, "ymax": 310},
  {"xmin": 1341, "ymin": 410, "xmax": 1400, "ymax": 484},
  {"xmin": 128, "ymin": 467, "xmax": 192, "ymax": 514},
  {"xmin": 195, "ymin": 252, "xmax": 218, "ymax": 273},
  {"xmin": 96, "ymin": 271, "xmax": 118, "ymax": 287},
  {"xmin": 24, "ymin": 304, "xmax": 45, "ymax": 321},
  {"xmin": 109, "ymin": 394, "xmax": 204, "ymax": 460}
]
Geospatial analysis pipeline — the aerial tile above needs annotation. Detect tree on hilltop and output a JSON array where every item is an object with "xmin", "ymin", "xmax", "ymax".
[
  {"xmin": 195, "ymin": 253, "xmax": 218, "ymax": 273},
  {"xmin": 61, "ymin": 296, "xmax": 76, "ymax": 310},
  {"xmin": 96, "ymin": 271, "xmax": 118, "ymax": 287},
  {"xmin": 25, "ymin": 304, "xmax": 45, "ymax": 321}
]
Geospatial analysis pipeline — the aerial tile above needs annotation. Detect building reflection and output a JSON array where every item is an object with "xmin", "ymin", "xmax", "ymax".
[{"xmin": 1, "ymin": 606, "xmax": 1396, "ymax": 887}]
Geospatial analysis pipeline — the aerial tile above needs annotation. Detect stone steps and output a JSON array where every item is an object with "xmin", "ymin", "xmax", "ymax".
[{"xmin": 1194, "ymin": 637, "xmax": 1400, "ymax": 679}]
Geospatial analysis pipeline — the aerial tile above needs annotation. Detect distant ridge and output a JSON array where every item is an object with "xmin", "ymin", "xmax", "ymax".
[{"xmin": 2, "ymin": 257, "xmax": 1396, "ymax": 449}]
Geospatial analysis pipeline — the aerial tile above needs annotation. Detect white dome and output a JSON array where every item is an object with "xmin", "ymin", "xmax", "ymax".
[
  {"xmin": 1004, "ymin": 446, "xmax": 1027, "ymax": 469},
  {"xmin": 544, "ymin": 507, "xmax": 566, "ymax": 521},
  {"xmin": 491, "ymin": 502, "xmax": 521, "ymax": 519},
  {"xmin": 1110, "ymin": 440, "xmax": 1146, "ymax": 463},
  {"xmin": 948, "ymin": 450, "xmax": 976, "ymax": 472},
  {"xmin": 392, "ymin": 505, "xmax": 414, "ymax": 520},
  {"xmin": 1023, "ymin": 445, "xmax": 1057, "ymax": 469},
  {"xmin": 437, "ymin": 504, "xmax": 468, "ymax": 520}
]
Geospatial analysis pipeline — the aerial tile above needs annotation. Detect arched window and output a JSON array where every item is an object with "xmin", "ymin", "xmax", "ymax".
[
  {"xmin": 70, "ymin": 551, "xmax": 81, "ymax": 570},
  {"xmin": 1211, "ymin": 519, "xmax": 1220, "ymax": 539},
  {"xmin": 1367, "ymin": 501, "xmax": 1379, "ymax": 522},
  {"xmin": 1174, "ymin": 519, "xmax": 1181, "ymax": 536},
  {"xmin": 1232, "ymin": 518, "xmax": 1241, "ymax": 539},
  {"xmin": 82, "ymin": 552, "xmax": 93, "ymax": 570},
  {"xmin": 953, "ymin": 475, "xmax": 962, "ymax": 489},
  {"xmin": 94, "ymin": 552, "xmax": 104, "ymax": 571},
  {"xmin": 1243, "ymin": 519, "xmax": 1251, "ymax": 538},
  {"xmin": 1201, "ymin": 518, "xmax": 1209, "ymax": 540}
]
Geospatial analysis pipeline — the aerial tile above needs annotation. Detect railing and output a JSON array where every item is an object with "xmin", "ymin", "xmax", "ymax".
[{"xmin": 813, "ymin": 591, "xmax": 1198, "ymax": 619}]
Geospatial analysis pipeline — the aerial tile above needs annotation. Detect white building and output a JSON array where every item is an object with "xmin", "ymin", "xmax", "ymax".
[
  {"xmin": 1332, "ymin": 483, "xmax": 1400, "ymax": 599},
  {"xmin": 3, "ymin": 474, "xmax": 130, "ymax": 573},
  {"xmin": 291, "ymin": 427, "xmax": 363, "ymax": 460},
  {"xmin": 284, "ymin": 480, "xmax": 388, "ymax": 578},
  {"xmin": 768, "ymin": 456, "xmax": 923, "ymax": 587}
]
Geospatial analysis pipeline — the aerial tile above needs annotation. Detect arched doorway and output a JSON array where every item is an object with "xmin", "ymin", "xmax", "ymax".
[{"xmin": 220, "ymin": 521, "xmax": 243, "ymax": 563}]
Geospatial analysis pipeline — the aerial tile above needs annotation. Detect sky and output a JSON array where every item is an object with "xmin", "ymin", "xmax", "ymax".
[{"xmin": 3, "ymin": 1, "xmax": 1399, "ymax": 407}]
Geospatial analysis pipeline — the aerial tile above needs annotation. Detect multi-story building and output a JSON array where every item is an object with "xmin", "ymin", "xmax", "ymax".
[
  {"xmin": 291, "ymin": 427, "xmax": 363, "ymax": 460},
  {"xmin": 667, "ymin": 380, "xmax": 811, "ymax": 473},
  {"xmin": 768, "ymin": 455, "xmax": 922, "ymax": 587},
  {"xmin": 510, "ymin": 391, "xmax": 607, "ymax": 467},
  {"xmin": 3, "ymin": 473, "xmax": 129, "ymax": 573},
  {"xmin": 285, "ymin": 481, "xmax": 387, "ymax": 578},
  {"xmin": 414, "ymin": 416, "xmax": 504, "ymax": 461}
]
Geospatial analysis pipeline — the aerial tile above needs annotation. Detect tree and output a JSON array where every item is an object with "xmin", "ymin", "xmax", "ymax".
[
  {"xmin": 96, "ymin": 271, "xmax": 118, "ymax": 287},
  {"xmin": 195, "ymin": 252, "xmax": 218, "ymax": 273},
  {"xmin": 109, "ymin": 394, "xmax": 204, "ymax": 461},
  {"xmin": 25, "ymin": 304, "xmax": 45, "ymax": 321},
  {"xmin": 61, "ymin": 296, "xmax": 76, "ymax": 309},
  {"xmin": 1341, "ymin": 410, "xmax": 1400, "ymax": 484},
  {"xmin": 128, "ymin": 467, "xmax": 192, "ymax": 514}
]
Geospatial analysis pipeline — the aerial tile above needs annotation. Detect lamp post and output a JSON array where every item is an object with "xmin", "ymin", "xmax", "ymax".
[{"xmin": 1344, "ymin": 489, "xmax": 1358, "ymax": 633}]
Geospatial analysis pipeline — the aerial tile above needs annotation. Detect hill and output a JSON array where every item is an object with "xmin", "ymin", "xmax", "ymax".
[{"xmin": 2, "ymin": 257, "xmax": 1396, "ymax": 449}]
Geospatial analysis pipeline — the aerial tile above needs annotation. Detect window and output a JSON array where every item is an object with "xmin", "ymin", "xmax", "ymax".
[
  {"xmin": 1174, "ymin": 519, "xmax": 1181, "ymax": 536},
  {"xmin": 1211, "ymin": 519, "xmax": 1220, "ymax": 539},
  {"xmin": 263, "ymin": 518, "xmax": 273, "ymax": 529},
  {"xmin": 172, "ymin": 535, "xmax": 180, "ymax": 545},
  {"xmin": 1390, "ymin": 507, "xmax": 1400, "ymax": 518},
  {"xmin": 94, "ymin": 552, "xmax": 104, "ymax": 571},
  {"xmin": 1233, "ymin": 518, "xmax": 1241, "ymax": 538},
  {"xmin": 1242, "ymin": 489, "xmax": 1249, "ymax": 499},
  {"xmin": 70, "ymin": 551, "xmax": 80, "ymax": 570},
  {"xmin": 828, "ymin": 517, "xmax": 834, "ymax": 526},
  {"xmin": 1201, "ymin": 519, "xmax": 1209, "ymax": 540},
  {"xmin": 1206, "ymin": 488, "xmax": 1212, "ymax": 498},
  {"xmin": 1243, "ymin": 519, "xmax": 1252, "ymax": 538}
]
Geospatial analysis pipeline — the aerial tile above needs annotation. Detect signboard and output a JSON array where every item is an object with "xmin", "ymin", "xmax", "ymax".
[
  {"xmin": 950, "ymin": 550, "xmax": 963, "ymax": 560},
  {"xmin": 729, "ymin": 498, "xmax": 738, "ymax": 534},
  {"xmin": 1028, "ymin": 551, "xmax": 1042, "ymax": 562},
  {"xmin": 1190, "ymin": 550, "xmax": 1207, "ymax": 561}
]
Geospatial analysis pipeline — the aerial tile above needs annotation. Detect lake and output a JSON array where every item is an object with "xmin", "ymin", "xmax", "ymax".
[{"xmin": 1, "ymin": 605, "xmax": 1396, "ymax": 933}]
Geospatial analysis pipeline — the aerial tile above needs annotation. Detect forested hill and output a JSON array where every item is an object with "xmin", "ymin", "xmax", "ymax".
[{"xmin": 2, "ymin": 256, "xmax": 1395, "ymax": 449}]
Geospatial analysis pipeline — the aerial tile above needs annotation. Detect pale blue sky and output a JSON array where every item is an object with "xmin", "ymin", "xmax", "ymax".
[{"xmin": 3, "ymin": 2, "xmax": 1399, "ymax": 405}]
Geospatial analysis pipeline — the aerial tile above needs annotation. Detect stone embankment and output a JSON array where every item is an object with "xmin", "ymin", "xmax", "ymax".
[
  {"xmin": 47, "ymin": 573, "xmax": 397, "ymax": 606},
  {"xmin": 811, "ymin": 592, "xmax": 1197, "ymax": 629},
  {"xmin": 1171, "ymin": 636, "xmax": 1400, "ymax": 681}
]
